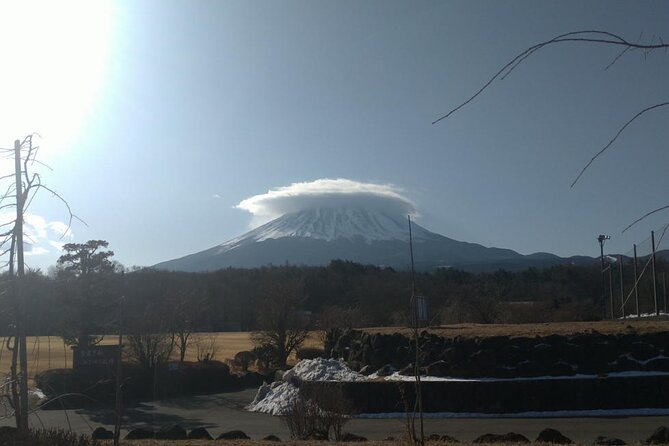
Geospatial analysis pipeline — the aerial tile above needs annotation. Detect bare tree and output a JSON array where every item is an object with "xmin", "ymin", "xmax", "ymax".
[
  {"xmin": 0, "ymin": 135, "xmax": 79, "ymax": 434},
  {"xmin": 251, "ymin": 280, "xmax": 310, "ymax": 368},
  {"xmin": 125, "ymin": 303, "xmax": 176, "ymax": 372}
]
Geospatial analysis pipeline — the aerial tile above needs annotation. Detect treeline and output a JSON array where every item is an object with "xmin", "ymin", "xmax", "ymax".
[{"xmin": 2, "ymin": 257, "xmax": 641, "ymax": 337}]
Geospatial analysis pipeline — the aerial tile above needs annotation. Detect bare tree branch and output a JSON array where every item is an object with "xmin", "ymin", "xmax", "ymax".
[
  {"xmin": 622, "ymin": 204, "xmax": 669, "ymax": 233},
  {"xmin": 433, "ymin": 30, "xmax": 668, "ymax": 125},
  {"xmin": 570, "ymin": 102, "xmax": 669, "ymax": 187}
]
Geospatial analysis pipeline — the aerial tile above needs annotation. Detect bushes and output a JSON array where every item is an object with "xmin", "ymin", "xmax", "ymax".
[
  {"xmin": 0, "ymin": 428, "xmax": 97, "ymax": 446},
  {"xmin": 297, "ymin": 347, "xmax": 325, "ymax": 360}
]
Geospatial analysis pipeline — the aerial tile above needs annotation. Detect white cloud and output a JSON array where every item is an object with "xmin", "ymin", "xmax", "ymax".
[
  {"xmin": 212, "ymin": 194, "xmax": 222, "ymax": 199},
  {"xmin": 237, "ymin": 178, "xmax": 416, "ymax": 225},
  {"xmin": 0, "ymin": 211, "xmax": 73, "ymax": 258}
]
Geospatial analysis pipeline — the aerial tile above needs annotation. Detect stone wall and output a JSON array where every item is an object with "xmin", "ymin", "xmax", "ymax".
[
  {"xmin": 300, "ymin": 374, "xmax": 669, "ymax": 413},
  {"xmin": 325, "ymin": 328, "xmax": 669, "ymax": 378}
]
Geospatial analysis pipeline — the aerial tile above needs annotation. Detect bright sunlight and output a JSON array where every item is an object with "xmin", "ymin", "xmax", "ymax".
[{"xmin": 0, "ymin": 1, "xmax": 114, "ymax": 157}]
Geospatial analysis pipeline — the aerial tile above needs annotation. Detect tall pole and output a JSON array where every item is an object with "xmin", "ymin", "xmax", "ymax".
[
  {"xmin": 634, "ymin": 244, "xmax": 640, "ymax": 317},
  {"xmin": 652, "ymin": 230, "xmax": 659, "ymax": 316},
  {"xmin": 662, "ymin": 272, "xmax": 667, "ymax": 313},
  {"xmin": 609, "ymin": 265, "xmax": 614, "ymax": 320},
  {"xmin": 13, "ymin": 139, "xmax": 29, "ymax": 433},
  {"xmin": 598, "ymin": 235, "xmax": 610, "ymax": 319},
  {"xmin": 408, "ymin": 216, "xmax": 423, "ymax": 446},
  {"xmin": 113, "ymin": 295, "xmax": 124, "ymax": 446},
  {"xmin": 619, "ymin": 255, "xmax": 625, "ymax": 319}
]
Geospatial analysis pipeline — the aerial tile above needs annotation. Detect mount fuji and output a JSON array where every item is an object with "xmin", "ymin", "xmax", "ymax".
[{"xmin": 154, "ymin": 206, "xmax": 593, "ymax": 272}]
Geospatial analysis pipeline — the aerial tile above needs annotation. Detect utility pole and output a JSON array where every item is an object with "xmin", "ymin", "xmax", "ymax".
[
  {"xmin": 652, "ymin": 231, "xmax": 659, "ymax": 316},
  {"xmin": 609, "ymin": 264, "xmax": 614, "ymax": 320},
  {"xmin": 113, "ymin": 294, "xmax": 124, "ymax": 446},
  {"xmin": 598, "ymin": 235, "xmax": 610, "ymax": 319},
  {"xmin": 408, "ymin": 216, "xmax": 423, "ymax": 446},
  {"xmin": 633, "ymin": 244, "xmax": 640, "ymax": 317},
  {"xmin": 619, "ymin": 255, "xmax": 624, "ymax": 319},
  {"xmin": 662, "ymin": 272, "xmax": 667, "ymax": 313},
  {"xmin": 13, "ymin": 139, "xmax": 29, "ymax": 433}
]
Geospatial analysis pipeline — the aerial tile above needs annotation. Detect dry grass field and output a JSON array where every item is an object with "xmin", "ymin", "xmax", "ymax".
[{"xmin": 0, "ymin": 332, "xmax": 323, "ymax": 381}]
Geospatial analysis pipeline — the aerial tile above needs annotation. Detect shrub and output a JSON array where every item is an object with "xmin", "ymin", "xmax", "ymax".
[
  {"xmin": 296, "ymin": 347, "xmax": 325, "ymax": 360},
  {"xmin": 0, "ymin": 428, "xmax": 97, "ymax": 446},
  {"xmin": 283, "ymin": 389, "xmax": 352, "ymax": 441},
  {"xmin": 234, "ymin": 350, "xmax": 258, "ymax": 372}
]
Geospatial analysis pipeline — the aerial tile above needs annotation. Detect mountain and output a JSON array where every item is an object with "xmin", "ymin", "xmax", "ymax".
[{"xmin": 154, "ymin": 207, "xmax": 595, "ymax": 272}]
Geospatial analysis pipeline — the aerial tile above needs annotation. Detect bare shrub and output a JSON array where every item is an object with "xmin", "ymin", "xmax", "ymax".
[
  {"xmin": 194, "ymin": 334, "xmax": 218, "ymax": 362},
  {"xmin": 283, "ymin": 388, "xmax": 352, "ymax": 441},
  {"xmin": 283, "ymin": 397, "xmax": 323, "ymax": 440}
]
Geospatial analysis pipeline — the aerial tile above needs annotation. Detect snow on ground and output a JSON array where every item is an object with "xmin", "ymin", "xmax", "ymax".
[
  {"xmin": 283, "ymin": 357, "xmax": 366, "ymax": 382},
  {"xmin": 247, "ymin": 358, "xmax": 364, "ymax": 415},
  {"xmin": 374, "ymin": 370, "xmax": 669, "ymax": 382}
]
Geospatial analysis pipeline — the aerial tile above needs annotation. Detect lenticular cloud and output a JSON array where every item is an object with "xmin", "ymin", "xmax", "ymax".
[{"xmin": 236, "ymin": 178, "xmax": 416, "ymax": 222}]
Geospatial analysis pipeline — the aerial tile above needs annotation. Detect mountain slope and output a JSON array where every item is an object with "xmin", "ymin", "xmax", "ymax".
[{"xmin": 154, "ymin": 207, "xmax": 594, "ymax": 272}]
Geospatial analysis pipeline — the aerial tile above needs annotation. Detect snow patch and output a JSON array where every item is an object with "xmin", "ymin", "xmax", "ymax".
[{"xmin": 247, "ymin": 358, "xmax": 364, "ymax": 415}]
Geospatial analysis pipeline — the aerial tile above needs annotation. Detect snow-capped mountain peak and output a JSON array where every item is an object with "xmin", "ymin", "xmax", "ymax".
[{"xmin": 219, "ymin": 207, "xmax": 435, "ymax": 251}]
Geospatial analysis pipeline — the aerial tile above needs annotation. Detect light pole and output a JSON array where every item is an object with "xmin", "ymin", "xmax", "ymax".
[{"xmin": 598, "ymin": 235, "xmax": 611, "ymax": 319}]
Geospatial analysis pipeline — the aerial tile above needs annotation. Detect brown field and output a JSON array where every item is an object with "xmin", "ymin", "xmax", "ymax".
[
  {"xmin": 365, "ymin": 318, "xmax": 669, "ymax": 339},
  {"xmin": 0, "ymin": 332, "xmax": 323, "ymax": 381}
]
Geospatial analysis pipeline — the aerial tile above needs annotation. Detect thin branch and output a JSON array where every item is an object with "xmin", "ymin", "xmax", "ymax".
[
  {"xmin": 433, "ymin": 30, "xmax": 668, "ymax": 124},
  {"xmin": 622, "ymin": 204, "xmax": 669, "ymax": 233},
  {"xmin": 570, "ymin": 102, "xmax": 669, "ymax": 187}
]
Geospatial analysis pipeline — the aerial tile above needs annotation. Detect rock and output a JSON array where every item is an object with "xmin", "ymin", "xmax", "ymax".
[
  {"xmin": 594, "ymin": 436, "xmax": 626, "ymax": 445},
  {"xmin": 375, "ymin": 364, "xmax": 397, "ymax": 377},
  {"xmin": 359, "ymin": 365, "xmax": 374, "ymax": 376},
  {"xmin": 425, "ymin": 360, "xmax": 451, "ymax": 377},
  {"xmin": 610, "ymin": 355, "xmax": 643, "ymax": 373},
  {"xmin": 516, "ymin": 360, "xmax": 544, "ymax": 377},
  {"xmin": 341, "ymin": 432, "xmax": 368, "ymax": 442},
  {"xmin": 646, "ymin": 426, "xmax": 669, "ymax": 444},
  {"xmin": 474, "ymin": 432, "xmax": 530, "ymax": 443},
  {"xmin": 263, "ymin": 434, "xmax": 281, "ymax": 441},
  {"xmin": 644, "ymin": 358, "xmax": 669, "ymax": 372},
  {"xmin": 629, "ymin": 342, "xmax": 658, "ymax": 362},
  {"xmin": 547, "ymin": 361, "xmax": 576, "ymax": 377},
  {"xmin": 155, "ymin": 425, "xmax": 187, "ymax": 440},
  {"xmin": 125, "ymin": 428, "xmax": 154, "ymax": 440},
  {"xmin": 471, "ymin": 349, "xmax": 496, "ymax": 368},
  {"xmin": 306, "ymin": 431, "xmax": 329, "ymax": 440},
  {"xmin": 217, "ymin": 430, "xmax": 251, "ymax": 440},
  {"xmin": 536, "ymin": 428, "xmax": 573, "ymax": 444},
  {"xmin": 92, "ymin": 427, "xmax": 114, "ymax": 440},
  {"xmin": 188, "ymin": 427, "xmax": 213, "ymax": 440},
  {"xmin": 428, "ymin": 434, "xmax": 441, "ymax": 440}
]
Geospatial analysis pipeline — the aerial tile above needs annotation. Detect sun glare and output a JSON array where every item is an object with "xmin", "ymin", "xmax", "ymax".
[{"xmin": 0, "ymin": 1, "xmax": 114, "ymax": 159}]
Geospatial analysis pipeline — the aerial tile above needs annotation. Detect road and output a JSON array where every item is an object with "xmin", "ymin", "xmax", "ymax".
[{"xmin": 1, "ymin": 389, "xmax": 667, "ymax": 443}]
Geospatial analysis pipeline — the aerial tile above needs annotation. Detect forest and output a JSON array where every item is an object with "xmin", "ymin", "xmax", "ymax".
[{"xmin": 4, "ymin": 250, "xmax": 648, "ymax": 339}]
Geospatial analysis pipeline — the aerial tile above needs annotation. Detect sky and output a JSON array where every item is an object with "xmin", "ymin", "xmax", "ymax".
[{"xmin": 0, "ymin": 0, "xmax": 668, "ymax": 270}]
